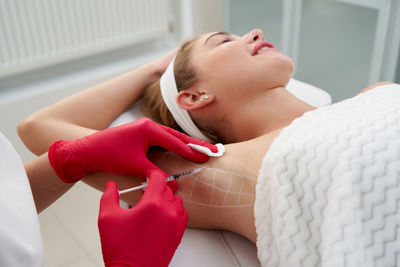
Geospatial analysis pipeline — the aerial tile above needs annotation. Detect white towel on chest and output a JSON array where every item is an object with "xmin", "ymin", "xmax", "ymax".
[{"xmin": 254, "ymin": 84, "xmax": 400, "ymax": 267}]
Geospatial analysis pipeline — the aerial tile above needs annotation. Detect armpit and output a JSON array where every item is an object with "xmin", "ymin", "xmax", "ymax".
[{"xmin": 149, "ymin": 149, "xmax": 258, "ymax": 209}]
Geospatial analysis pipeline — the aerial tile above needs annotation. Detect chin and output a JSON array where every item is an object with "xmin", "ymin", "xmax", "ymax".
[
  {"xmin": 281, "ymin": 57, "xmax": 294, "ymax": 81},
  {"xmin": 275, "ymin": 60, "xmax": 294, "ymax": 86},
  {"xmin": 280, "ymin": 54, "xmax": 294, "ymax": 70},
  {"xmin": 272, "ymin": 70, "xmax": 293, "ymax": 88}
]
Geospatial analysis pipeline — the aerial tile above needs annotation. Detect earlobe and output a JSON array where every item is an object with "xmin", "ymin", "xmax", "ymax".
[{"xmin": 176, "ymin": 91, "xmax": 214, "ymax": 111}]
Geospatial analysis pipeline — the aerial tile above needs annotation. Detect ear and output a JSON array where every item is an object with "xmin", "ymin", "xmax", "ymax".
[{"xmin": 176, "ymin": 90, "xmax": 215, "ymax": 111}]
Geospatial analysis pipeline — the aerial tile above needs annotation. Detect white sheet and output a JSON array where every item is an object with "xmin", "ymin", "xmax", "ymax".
[
  {"xmin": 255, "ymin": 84, "xmax": 400, "ymax": 267},
  {"xmin": 286, "ymin": 79, "xmax": 331, "ymax": 108}
]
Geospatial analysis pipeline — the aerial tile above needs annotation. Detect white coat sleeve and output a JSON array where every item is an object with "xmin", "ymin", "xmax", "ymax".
[{"xmin": 0, "ymin": 132, "xmax": 43, "ymax": 267}]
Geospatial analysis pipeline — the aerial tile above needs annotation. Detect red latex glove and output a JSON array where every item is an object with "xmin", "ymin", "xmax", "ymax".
[
  {"xmin": 48, "ymin": 118, "xmax": 217, "ymax": 185},
  {"xmin": 98, "ymin": 172, "xmax": 188, "ymax": 267}
]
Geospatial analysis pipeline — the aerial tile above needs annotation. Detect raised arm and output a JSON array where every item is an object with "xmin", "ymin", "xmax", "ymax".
[{"xmin": 18, "ymin": 50, "xmax": 176, "ymax": 155}]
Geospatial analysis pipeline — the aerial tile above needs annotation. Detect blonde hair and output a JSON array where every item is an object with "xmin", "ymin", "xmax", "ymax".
[{"xmin": 142, "ymin": 38, "xmax": 220, "ymax": 143}]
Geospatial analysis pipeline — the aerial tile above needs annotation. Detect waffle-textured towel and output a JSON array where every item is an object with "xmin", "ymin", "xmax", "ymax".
[{"xmin": 255, "ymin": 84, "xmax": 400, "ymax": 267}]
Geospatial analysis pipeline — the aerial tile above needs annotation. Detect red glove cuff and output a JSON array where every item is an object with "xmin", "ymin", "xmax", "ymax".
[{"xmin": 48, "ymin": 140, "xmax": 88, "ymax": 183}]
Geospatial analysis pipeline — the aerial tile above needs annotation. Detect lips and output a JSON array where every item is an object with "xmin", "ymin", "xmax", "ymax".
[{"xmin": 252, "ymin": 41, "xmax": 275, "ymax": 56}]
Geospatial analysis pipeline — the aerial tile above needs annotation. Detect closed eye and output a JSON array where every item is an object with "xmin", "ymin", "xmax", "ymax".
[{"xmin": 219, "ymin": 39, "xmax": 232, "ymax": 45}]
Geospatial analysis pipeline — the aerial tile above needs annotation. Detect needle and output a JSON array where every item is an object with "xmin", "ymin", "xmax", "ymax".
[{"xmin": 118, "ymin": 168, "xmax": 203, "ymax": 195}]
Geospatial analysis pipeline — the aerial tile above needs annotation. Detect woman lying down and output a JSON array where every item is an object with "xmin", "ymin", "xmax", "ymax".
[{"xmin": 19, "ymin": 29, "xmax": 400, "ymax": 266}]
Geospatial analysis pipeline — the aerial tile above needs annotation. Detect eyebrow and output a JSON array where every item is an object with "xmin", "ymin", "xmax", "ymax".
[{"xmin": 204, "ymin": 32, "xmax": 230, "ymax": 45}]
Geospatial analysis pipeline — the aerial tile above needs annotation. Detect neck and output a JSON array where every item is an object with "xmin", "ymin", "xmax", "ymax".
[{"xmin": 222, "ymin": 87, "xmax": 316, "ymax": 143}]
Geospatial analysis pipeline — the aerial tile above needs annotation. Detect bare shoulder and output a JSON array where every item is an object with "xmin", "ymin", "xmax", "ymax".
[
  {"xmin": 223, "ymin": 128, "xmax": 283, "ymax": 171},
  {"xmin": 358, "ymin": 81, "xmax": 394, "ymax": 95}
]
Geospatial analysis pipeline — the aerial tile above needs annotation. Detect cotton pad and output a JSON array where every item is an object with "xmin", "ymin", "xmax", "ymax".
[{"xmin": 188, "ymin": 143, "xmax": 225, "ymax": 157}]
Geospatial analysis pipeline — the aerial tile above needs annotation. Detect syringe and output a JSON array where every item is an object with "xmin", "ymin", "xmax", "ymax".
[{"xmin": 118, "ymin": 168, "xmax": 203, "ymax": 195}]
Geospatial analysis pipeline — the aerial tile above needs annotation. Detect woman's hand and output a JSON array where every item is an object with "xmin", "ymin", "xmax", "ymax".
[
  {"xmin": 151, "ymin": 48, "xmax": 178, "ymax": 77},
  {"xmin": 48, "ymin": 118, "xmax": 217, "ymax": 185}
]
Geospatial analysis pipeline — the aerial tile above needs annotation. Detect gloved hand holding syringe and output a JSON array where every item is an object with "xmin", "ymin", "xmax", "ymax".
[
  {"xmin": 119, "ymin": 168, "xmax": 203, "ymax": 195},
  {"xmin": 117, "ymin": 142, "xmax": 225, "ymax": 194}
]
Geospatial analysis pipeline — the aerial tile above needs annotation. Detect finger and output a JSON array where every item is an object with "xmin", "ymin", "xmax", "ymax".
[
  {"xmin": 176, "ymin": 203, "xmax": 189, "ymax": 237},
  {"xmin": 165, "ymin": 48, "xmax": 178, "ymax": 61},
  {"xmin": 152, "ymin": 128, "xmax": 209, "ymax": 163},
  {"xmin": 174, "ymin": 195, "xmax": 186, "ymax": 217},
  {"xmin": 143, "ymin": 161, "xmax": 178, "ymax": 193},
  {"xmin": 142, "ymin": 170, "xmax": 175, "ymax": 202},
  {"xmin": 168, "ymin": 180, "xmax": 178, "ymax": 193},
  {"xmin": 181, "ymin": 208, "xmax": 189, "ymax": 227},
  {"xmin": 143, "ymin": 159, "xmax": 169, "ymax": 177},
  {"xmin": 99, "ymin": 181, "xmax": 120, "ymax": 212},
  {"xmin": 159, "ymin": 125, "xmax": 218, "ymax": 153}
]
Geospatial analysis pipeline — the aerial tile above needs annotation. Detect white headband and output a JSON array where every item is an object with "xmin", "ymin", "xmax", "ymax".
[{"xmin": 160, "ymin": 57, "xmax": 212, "ymax": 142}]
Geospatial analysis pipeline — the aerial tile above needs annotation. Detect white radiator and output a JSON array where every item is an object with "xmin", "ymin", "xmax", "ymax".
[{"xmin": 0, "ymin": 0, "xmax": 170, "ymax": 78}]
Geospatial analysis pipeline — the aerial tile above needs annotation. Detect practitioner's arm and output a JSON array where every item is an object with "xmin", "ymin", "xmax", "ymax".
[{"xmin": 17, "ymin": 51, "xmax": 176, "ymax": 155}]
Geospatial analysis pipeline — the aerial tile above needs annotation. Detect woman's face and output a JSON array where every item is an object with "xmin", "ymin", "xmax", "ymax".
[{"xmin": 190, "ymin": 29, "xmax": 294, "ymax": 101}]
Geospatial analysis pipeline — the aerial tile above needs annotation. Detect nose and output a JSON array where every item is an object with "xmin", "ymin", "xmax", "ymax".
[{"xmin": 244, "ymin": 29, "xmax": 264, "ymax": 43}]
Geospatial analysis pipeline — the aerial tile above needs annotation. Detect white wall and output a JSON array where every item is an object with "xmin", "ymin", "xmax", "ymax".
[
  {"xmin": 0, "ymin": 41, "xmax": 173, "ymax": 162},
  {"xmin": 0, "ymin": 0, "xmax": 226, "ymax": 162},
  {"xmin": 179, "ymin": 0, "xmax": 224, "ymax": 40}
]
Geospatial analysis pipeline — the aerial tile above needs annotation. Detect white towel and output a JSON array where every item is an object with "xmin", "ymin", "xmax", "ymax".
[{"xmin": 254, "ymin": 84, "xmax": 400, "ymax": 267}]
